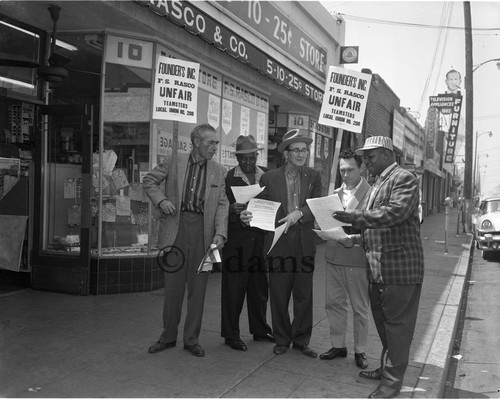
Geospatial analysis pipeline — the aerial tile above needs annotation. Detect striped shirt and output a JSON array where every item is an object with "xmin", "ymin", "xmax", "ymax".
[
  {"xmin": 284, "ymin": 163, "xmax": 301, "ymax": 214},
  {"xmin": 181, "ymin": 154, "xmax": 207, "ymax": 213}
]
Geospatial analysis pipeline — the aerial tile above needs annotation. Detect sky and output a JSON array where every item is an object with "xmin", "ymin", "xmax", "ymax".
[{"xmin": 320, "ymin": 0, "xmax": 500, "ymax": 197}]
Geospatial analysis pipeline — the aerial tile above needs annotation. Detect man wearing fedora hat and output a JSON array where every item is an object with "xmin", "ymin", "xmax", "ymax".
[
  {"xmin": 334, "ymin": 136, "xmax": 424, "ymax": 399},
  {"xmin": 221, "ymin": 135, "xmax": 274, "ymax": 352},
  {"xmin": 241, "ymin": 129, "xmax": 322, "ymax": 358}
]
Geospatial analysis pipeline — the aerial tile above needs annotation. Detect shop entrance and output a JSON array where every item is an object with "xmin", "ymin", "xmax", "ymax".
[{"xmin": 32, "ymin": 104, "xmax": 93, "ymax": 295}]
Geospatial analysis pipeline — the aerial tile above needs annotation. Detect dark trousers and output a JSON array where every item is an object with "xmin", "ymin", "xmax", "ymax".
[
  {"xmin": 268, "ymin": 229, "xmax": 314, "ymax": 347},
  {"xmin": 221, "ymin": 262, "xmax": 272, "ymax": 339},
  {"xmin": 369, "ymin": 282, "xmax": 422, "ymax": 389},
  {"xmin": 159, "ymin": 212, "xmax": 208, "ymax": 346}
]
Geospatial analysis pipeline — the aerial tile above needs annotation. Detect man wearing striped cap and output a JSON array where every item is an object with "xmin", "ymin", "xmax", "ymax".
[{"xmin": 334, "ymin": 136, "xmax": 424, "ymax": 399}]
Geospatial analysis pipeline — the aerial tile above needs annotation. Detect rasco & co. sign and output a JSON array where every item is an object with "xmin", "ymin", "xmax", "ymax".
[{"xmin": 135, "ymin": 0, "xmax": 324, "ymax": 105}]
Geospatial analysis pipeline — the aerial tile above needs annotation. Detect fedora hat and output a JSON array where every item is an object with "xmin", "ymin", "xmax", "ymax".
[
  {"xmin": 233, "ymin": 135, "xmax": 263, "ymax": 154},
  {"xmin": 278, "ymin": 129, "xmax": 313, "ymax": 153},
  {"xmin": 355, "ymin": 136, "xmax": 393, "ymax": 154}
]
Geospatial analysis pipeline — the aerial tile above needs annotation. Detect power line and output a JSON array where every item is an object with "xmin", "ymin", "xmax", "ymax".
[
  {"xmin": 418, "ymin": 3, "xmax": 452, "ymax": 114},
  {"xmin": 333, "ymin": 13, "xmax": 500, "ymax": 31}
]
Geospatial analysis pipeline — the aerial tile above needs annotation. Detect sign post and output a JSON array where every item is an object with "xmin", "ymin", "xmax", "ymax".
[
  {"xmin": 318, "ymin": 66, "xmax": 372, "ymax": 193},
  {"xmin": 152, "ymin": 56, "xmax": 200, "ymax": 207}
]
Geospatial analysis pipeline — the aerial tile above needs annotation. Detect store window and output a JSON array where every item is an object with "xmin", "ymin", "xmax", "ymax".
[
  {"xmin": 97, "ymin": 35, "xmax": 153, "ymax": 255},
  {"xmin": 41, "ymin": 33, "xmax": 102, "ymax": 254}
]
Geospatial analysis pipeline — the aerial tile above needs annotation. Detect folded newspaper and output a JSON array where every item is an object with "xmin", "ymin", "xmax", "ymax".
[{"xmin": 197, "ymin": 243, "xmax": 222, "ymax": 273}]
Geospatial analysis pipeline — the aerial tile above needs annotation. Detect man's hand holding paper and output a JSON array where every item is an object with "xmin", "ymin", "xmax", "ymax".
[
  {"xmin": 246, "ymin": 198, "xmax": 281, "ymax": 231},
  {"xmin": 231, "ymin": 184, "xmax": 265, "ymax": 204},
  {"xmin": 306, "ymin": 194, "xmax": 350, "ymax": 230}
]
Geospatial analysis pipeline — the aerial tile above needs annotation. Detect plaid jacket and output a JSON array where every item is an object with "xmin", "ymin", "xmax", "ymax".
[{"xmin": 352, "ymin": 165, "xmax": 424, "ymax": 284}]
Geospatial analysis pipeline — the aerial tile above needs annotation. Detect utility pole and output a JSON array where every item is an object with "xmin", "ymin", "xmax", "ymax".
[{"xmin": 463, "ymin": 1, "xmax": 473, "ymax": 232}]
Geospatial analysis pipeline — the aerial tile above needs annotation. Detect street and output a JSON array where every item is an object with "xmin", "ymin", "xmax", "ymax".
[
  {"xmin": 444, "ymin": 248, "xmax": 500, "ymax": 398},
  {"xmin": 0, "ymin": 209, "xmax": 476, "ymax": 398}
]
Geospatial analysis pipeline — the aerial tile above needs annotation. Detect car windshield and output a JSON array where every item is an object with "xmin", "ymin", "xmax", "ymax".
[{"xmin": 481, "ymin": 200, "xmax": 500, "ymax": 213}]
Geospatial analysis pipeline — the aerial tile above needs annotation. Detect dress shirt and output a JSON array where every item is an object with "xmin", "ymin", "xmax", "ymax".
[
  {"xmin": 284, "ymin": 163, "xmax": 302, "ymax": 214},
  {"xmin": 233, "ymin": 164, "xmax": 265, "ymax": 186},
  {"xmin": 181, "ymin": 154, "xmax": 207, "ymax": 213},
  {"xmin": 341, "ymin": 178, "xmax": 363, "ymax": 210}
]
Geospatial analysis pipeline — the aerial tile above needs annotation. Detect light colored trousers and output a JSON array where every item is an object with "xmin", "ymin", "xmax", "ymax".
[{"xmin": 325, "ymin": 263, "xmax": 370, "ymax": 353}]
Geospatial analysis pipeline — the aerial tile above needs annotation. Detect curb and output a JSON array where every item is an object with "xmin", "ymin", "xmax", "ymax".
[{"xmin": 413, "ymin": 237, "xmax": 474, "ymax": 398}]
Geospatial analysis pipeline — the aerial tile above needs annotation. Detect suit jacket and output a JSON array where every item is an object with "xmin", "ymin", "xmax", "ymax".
[
  {"xmin": 223, "ymin": 166, "xmax": 267, "ymax": 265},
  {"xmin": 325, "ymin": 177, "xmax": 370, "ymax": 267},
  {"xmin": 352, "ymin": 165, "xmax": 424, "ymax": 284},
  {"xmin": 259, "ymin": 165, "xmax": 322, "ymax": 259},
  {"xmin": 142, "ymin": 152, "xmax": 229, "ymax": 250}
]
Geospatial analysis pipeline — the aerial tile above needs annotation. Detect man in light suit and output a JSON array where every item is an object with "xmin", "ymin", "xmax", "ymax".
[
  {"xmin": 143, "ymin": 124, "xmax": 229, "ymax": 357},
  {"xmin": 320, "ymin": 149, "xmax": 370, "ymax": 370},
  {"xmin": 334, "ymin": 136, "xmax": 424, "ymax": 399},
  {"xmin": 241, "ymin": 129, "xmax": 323, "ymax": 358}
]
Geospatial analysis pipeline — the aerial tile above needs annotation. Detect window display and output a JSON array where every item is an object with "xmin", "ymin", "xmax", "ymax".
[
  {"xmin": 97, "ymin": 35, "xmax": 153, "ymax": 255},
  {"xmin": 40, "ymin": 32, "xmax": 102, "ymax": 256}
]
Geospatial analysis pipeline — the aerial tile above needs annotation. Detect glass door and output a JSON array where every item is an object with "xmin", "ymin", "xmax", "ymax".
[{"xmin": 32, "ymin": 104, "xmax": 92, "ymax": 295}]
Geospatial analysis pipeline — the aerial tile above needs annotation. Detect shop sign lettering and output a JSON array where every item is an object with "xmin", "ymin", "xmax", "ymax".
[
  {"xmin": 216, "ymin": 0, "xmax": 327, "ymax": 78},
  {"xmin": 444, "ymin": 96, "xmax": 462, "ymax": 163},
  {"xmin": 157, "ymin": 131, "xmax": 192, "ymax": 155},
  {"xmin": 429, "ymin": 94, "xmax": 456, "ymax": 115},
  {"xmin": 425, "ymin": 107, "xmax": 438, "ymax": 159},
  {"xmin": 135, "ymin": 0, "xmax": 323, "ymax": 105},
  {"xmin": 106, "ymin": 35, "xmax": 153, "ymax": 68}
]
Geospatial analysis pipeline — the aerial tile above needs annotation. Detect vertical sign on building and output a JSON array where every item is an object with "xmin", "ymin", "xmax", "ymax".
[
  {"xmin": 444, "ymin": 96, "xmax": 463, "ymax": 163},
  {"xmin": 425, "ymin": 107, "xmax": 439, "ymax": 160},
  {"xmin": 152, "ymin": 56, "xmax": 200, "ymax": 122}
]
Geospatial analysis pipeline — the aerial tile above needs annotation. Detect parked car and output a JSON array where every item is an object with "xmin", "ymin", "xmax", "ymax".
[{"xmin": 474, "ymin": 197, "xmax": 500, "ymax": 260}]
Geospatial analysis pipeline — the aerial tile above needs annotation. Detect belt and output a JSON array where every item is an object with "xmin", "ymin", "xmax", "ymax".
[{"xmin": 181, "ymin": 210, "xmax": 203, "ymax": 214}]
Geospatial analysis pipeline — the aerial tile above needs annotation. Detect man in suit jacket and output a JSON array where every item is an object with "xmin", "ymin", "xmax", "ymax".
[
  {"xmin": 221, "ymin": 135, "xmax": 274, "ymax": 352},
  {"xmin": 241, "ymin": 129, "xmax": 323, "ymax": 358},
  {"xmin": 143, "ymin": 124, "xmax": 229, "ymax": 358},
  {"xmin": 334, "ymin": 136, "xmax": 424, "ymax": 399},
  {"xmin": 319, "ymin": 149, "xmax": 371, "ymax": 370}
]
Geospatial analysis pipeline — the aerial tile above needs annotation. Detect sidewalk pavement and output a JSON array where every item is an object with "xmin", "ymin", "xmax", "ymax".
[{"xmin": 0, "ymin": 209, "xmax": 472, "ymax": 398}]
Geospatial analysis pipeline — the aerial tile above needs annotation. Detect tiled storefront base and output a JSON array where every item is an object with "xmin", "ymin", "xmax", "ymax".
[{"xmin": 89, "ymin": 256, "xmax": 164, "ymax": 295}]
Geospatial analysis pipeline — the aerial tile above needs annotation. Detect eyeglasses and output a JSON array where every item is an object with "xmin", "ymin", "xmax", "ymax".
[{"xmin": 287, "ymin": 148, "xmax": 309, "ymax": 155}]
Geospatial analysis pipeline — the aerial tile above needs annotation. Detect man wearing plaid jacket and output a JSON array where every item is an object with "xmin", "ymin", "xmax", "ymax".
[{"xmin": 334, "ymin": 136, "xmax": 424, "ymax": 399}]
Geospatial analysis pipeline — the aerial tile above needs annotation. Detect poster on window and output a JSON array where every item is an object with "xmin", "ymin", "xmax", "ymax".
[
  {"xmin": 318, "ymin": 66, "xmax": 372, "ymax": 133},
  {"xmin": 222, "ymin": 99, "xmax": 233, "ymax": 135},
  {"xmin": 152, "ymin": 56, "xmax": 200, "ymax": 122},
  {"xmin": 207, "ymin": 94, "xmax": 220, "ymax": 129},
  {"xmin": 257, "ymin": 112, "xmax": 266, "ymax": 144},
  {"xmin": 240, "ymin": 106, "xmax": 250, "ymax": 136}
]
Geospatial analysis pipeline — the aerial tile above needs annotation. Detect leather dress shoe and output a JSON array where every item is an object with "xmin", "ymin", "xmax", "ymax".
[
  {"xmin": 253, "ymin": 333, "xmax": 275, "ymax": 342},
  {"xmin": 359, "ymin": 368, "xmax": 382, "ymax": 380},
  {"xmin": 319, "ymin": 347, "xmax": 347, "ymax": 360},
  {"xmin": 368, "ymin": 385, "xmax": 400, "ymax": 398},
  {"xmin": 148, "ymin": 340, "xmax": 176, "ymax": 354},
  {"xmin": 183, "ymin": 343, "xmax": 205, "ymax": 357},
  {"xmin": 355, "ymin": 352, "xmax": 369, "ymax": 369},
  {"xmin": 224, "ymin": 338, "xmax": 248, "ymax": 351},
  {"xmin": 292, "ymin": 344, "xmax": 317, "ymax": 358},
  {"xmin": 273, "ymin": 344, "xmax": 289, "ymax": 355}
]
